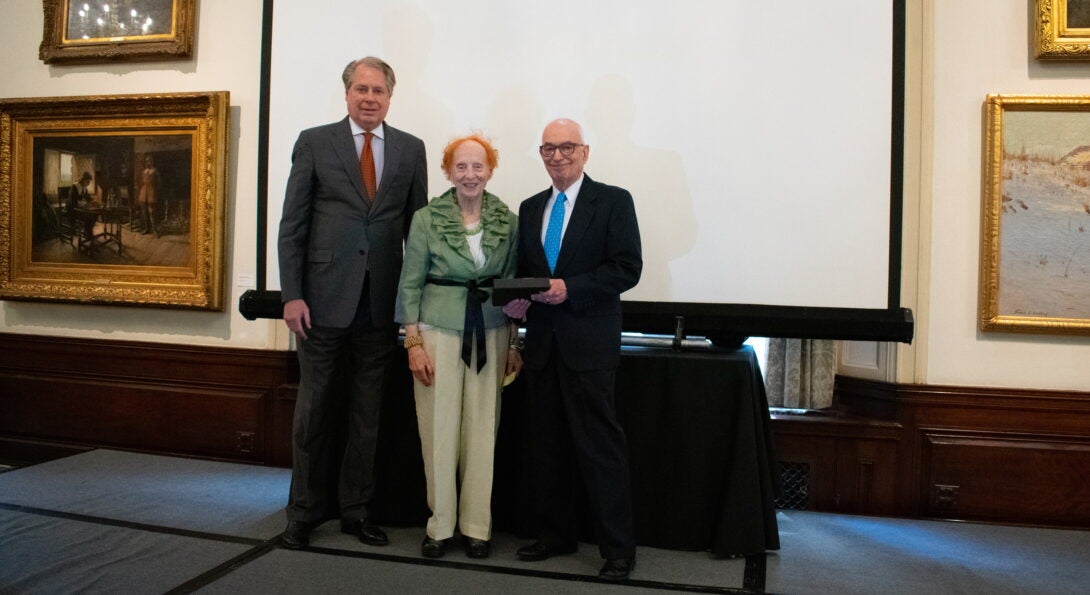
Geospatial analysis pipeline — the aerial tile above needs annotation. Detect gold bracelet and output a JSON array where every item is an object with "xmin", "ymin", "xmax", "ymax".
[{"xmin": 403, "ymin": 335, "xmax": 424, "ymax": 350}]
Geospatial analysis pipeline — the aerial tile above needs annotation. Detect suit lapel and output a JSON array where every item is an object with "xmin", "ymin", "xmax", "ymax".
[
  {"xmin": 526, "ymin": 188, "xmax": 551, "ymax": 274},
  {"xmin": 375, "ymin": 124, "xmax": 403, "ymax": 210},
  {"xmin": 332, "ymin": 118, "xmax": 370, "ymax": 208},
  {"xmin": 555, "ymin": 176, "xmax": 597, "ymax": 274}
]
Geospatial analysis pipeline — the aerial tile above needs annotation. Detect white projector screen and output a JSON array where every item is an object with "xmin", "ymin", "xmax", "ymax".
[{"xmin": 264, "ymin": 0, "xmax": 895, "ymax": 314}]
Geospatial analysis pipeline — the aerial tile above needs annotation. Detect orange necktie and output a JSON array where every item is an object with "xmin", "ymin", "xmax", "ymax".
[{"xmin": 360, "ymin": 131, "xmax": 377, "ymax": 202}]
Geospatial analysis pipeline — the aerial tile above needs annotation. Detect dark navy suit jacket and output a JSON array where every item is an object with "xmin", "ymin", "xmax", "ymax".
[{"xmin": 516, "ymin": 175, "xmax": 642, "ymax": 371}]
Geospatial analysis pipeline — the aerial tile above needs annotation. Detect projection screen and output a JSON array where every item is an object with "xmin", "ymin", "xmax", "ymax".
[{"xmin": 254, "ymin": 0, "xmax": 912, "ymax": 342}]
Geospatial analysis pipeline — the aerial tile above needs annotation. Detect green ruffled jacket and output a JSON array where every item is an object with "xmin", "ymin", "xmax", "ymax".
[{"xmin": 395, "ymin": 188, "xmax": 518, "ymax": 330}]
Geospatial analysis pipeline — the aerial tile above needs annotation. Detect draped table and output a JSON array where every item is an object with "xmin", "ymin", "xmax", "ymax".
[{"xmin": 368, "ymin": 344, "xmax": 781, "ymax": 557}]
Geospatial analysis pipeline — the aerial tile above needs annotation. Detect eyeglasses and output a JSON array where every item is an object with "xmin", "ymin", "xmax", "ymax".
[{"xmin": 539, "ymin": 143, "xmax": 585, "ymax": 158}]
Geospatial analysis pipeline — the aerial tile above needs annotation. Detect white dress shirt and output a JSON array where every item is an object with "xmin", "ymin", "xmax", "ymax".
[
  {"xmin": 349, "ymin": 120, "xmax": 385, "ymax": 190},
  {"xmin": 540, "ymin": 174, "xmax": 584, "ymax": 244}
]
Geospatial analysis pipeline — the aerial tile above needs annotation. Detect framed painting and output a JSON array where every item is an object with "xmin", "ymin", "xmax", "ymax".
[
  {"xmin": 980, "ymin": 94, "xmax": 1090, "ymax": 335},
  {"xmin": 0, "ymin": 92, "xmax": 229, "ymax": 310},
  {"xmin": 39, "ymin": 0, "xmax": 197, "ymax": 64},
  {"xmin": 1036, "ymin": 0, "xmax": 1090, "ymax": 59}
]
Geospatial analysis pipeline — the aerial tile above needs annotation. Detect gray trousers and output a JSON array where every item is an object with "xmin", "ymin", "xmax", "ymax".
[{"xmin": 286, "ymin": 311, "xmax": 397, "ymax": 524}]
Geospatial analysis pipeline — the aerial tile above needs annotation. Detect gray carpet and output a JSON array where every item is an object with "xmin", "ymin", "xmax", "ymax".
[
  {"xmin": 768, "ymin": 511, "xmax": 1090, "ymax": 594},
  {"xmin": 0, "ymin": 448, "xmax": 287, "ymax": 540},
  {"xmin": 291, "ymin": 523, "xmax": 747, "ymax": 589},
  {"xmin": 0, "ymin": 508, "xmax": 251, "ymax": 594},
  {"xmin": 2, "ymin": 449, "xmax": 1089, "ymax": 594},
  {"xmin": 195, "ymin": 548, "xmax": 669, "ymax": 595}
]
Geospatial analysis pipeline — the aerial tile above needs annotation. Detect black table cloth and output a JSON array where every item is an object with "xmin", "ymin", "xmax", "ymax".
[
  {"xmin": 616, "ymin": 345, "xmax": 780, "ymax": 556},
  {"xmin": 367, "ymin": 344, "xmax": 780, "ymax": 557}
]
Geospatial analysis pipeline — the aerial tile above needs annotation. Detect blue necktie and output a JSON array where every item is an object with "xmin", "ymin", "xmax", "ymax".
[{"xmin": 543, "ymin": 192, "xmax": 567, "ymax": 273}]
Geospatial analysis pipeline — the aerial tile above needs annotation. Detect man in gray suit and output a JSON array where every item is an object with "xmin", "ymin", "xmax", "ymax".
[{"xmin": 277, "ymin": 56, "xmax": 428, "ymax": 549}]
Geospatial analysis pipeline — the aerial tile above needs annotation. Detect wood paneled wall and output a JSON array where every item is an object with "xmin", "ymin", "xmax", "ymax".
[
  {"xmin": 775, "ymin": 376, "xmax": 1090, "ymax": 528},
  {"xmin": 0, "ymin": 333, "xmax": 296, "ymax": 465},
  {"xmin": 2, "ymin": 333, "xmax": 1088, "ymax": 528}
]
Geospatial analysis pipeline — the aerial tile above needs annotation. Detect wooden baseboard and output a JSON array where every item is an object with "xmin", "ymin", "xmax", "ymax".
[{"xmin": 0, "ymin": 436, "xmax": 92, "ymax": 468}]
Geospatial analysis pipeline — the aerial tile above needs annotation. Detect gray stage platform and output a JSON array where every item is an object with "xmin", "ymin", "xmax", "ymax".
[{"xmin": 1, "ymin": 449, "xmax": 1088, "ymax": 594}]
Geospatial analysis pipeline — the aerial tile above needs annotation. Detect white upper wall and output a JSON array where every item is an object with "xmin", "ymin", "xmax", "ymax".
[
  {"xmin": 0, "ymin": 0, "xmax": 277, "ymax": 349},
  {"xmin": 926, "ymin": 0, "xmax": 1090, "ymax": 390}
]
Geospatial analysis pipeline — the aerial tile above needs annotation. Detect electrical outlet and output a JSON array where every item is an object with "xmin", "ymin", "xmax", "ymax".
[{"xmin": 932, "ymin": 483, "xmax": 959, "ymax": 512}]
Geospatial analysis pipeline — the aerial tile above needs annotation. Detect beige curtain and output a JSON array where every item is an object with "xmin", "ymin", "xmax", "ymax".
[{"xmin": 764, "ymin": 338, "xmax": 836, "ymax": 409}]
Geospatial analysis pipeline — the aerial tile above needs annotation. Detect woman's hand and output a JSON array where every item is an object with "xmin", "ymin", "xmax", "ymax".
[
  {"xmin": 408, "ymin": 344, "xmax": 435, "ymax": 387},
  {"xmin": 505, "ymin": 346, "xmax": 524, "ymax": 378},
  {"xmin": 503, "ymin": 298, "xmax": 531, "ymax": 320},
  {"xmin": 404, "ymin": 326, "xmax": 433, "ymax": 386}
]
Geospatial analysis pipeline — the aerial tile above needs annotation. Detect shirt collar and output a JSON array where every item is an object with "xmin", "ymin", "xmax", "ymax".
[
  {"xmin": 552, "ymin": 174, "xmax": 585, "ymax": 203},
  {"xmin": 349, "ymin": 120, "xmax": 385, "ymax": 140}
]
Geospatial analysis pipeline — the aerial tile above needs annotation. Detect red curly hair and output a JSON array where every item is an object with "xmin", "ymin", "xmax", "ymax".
[{"xmin": 441, "ymin": 133, "xmax": 499, "ymax": 176}]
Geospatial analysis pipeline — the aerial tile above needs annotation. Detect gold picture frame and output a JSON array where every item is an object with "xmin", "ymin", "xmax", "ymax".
[
  {"xmin": 0, "ymin": 92, "xmax": 229, "ymax": 310},
  {"xmin": 1035, "ymin": 0, "xmax": 1090, "ymax": 59},
  {"xmin": 39, "ymin": 0, "xmax": 197, "ymax": 65},
  {"xmin": 980, "ymin": 94, "xmax": 1090, "ymax": 335}
]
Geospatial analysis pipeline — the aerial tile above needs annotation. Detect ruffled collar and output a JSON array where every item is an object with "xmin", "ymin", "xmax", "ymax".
[{"xmin": 430, "ymin": 188, "xmax": 512, "ymax": 259}]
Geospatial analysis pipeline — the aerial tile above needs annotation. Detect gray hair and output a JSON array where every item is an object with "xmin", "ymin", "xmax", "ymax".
[{"xmin": 342, "ymin": 57, "xmax": 396, "ymax": 94}]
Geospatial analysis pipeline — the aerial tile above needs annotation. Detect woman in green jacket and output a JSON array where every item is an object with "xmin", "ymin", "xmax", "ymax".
[{"xmin": 395, "ymin": 134, "xmax": 522, "ymax": 559}]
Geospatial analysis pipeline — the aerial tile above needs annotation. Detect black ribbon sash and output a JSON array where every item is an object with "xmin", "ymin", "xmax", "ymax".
[{"xmin": 425, "ymin": 276, "xmax": 498, "ymax": 372}]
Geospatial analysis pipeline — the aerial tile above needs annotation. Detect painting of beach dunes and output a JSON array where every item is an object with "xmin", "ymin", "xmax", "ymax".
[{"xmin": 981, "ymin": 96, "xmax": 1090, "ymax": 334}]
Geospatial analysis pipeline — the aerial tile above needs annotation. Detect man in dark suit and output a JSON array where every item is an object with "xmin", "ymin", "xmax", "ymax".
[
  {"xmin": 277, "ymin": 56, "xmax": 428, "ymax": 549},
  {"xmin": 504, "ymin": 118, "xmax": 642, "ymax": 581}
]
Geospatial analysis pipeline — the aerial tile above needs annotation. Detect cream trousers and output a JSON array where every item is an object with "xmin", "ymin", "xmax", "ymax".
[{"xmin": 414, "ymin": 325, "xmax": 508, "ymax": 541}]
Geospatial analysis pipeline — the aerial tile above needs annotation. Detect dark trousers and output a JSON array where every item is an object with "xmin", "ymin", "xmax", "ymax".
[
  {"xmin": 286, "ymin": 289, "xmax": 396, "ymax": 524},
  {"xmin": 526, "ymin": 343, "xmax": 636, "ymax": 560}
]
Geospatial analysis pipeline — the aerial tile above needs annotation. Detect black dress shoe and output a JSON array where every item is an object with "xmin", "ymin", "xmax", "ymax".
[
  {"xmin": 464, "ymin": 536, "xmax": 490, "ymax": 559},
  {"xmin": 516, "ymin": 541, "xmax": 577, "ymax": 561},
  {"xmin": 340, "ymin": 518, "xmax": 388, "ymax": 546},
  {"xmin": 280, "ymin": 520, "xmax": 311, "ymax": 549},
  {"xmin": 421, "ymin": 536, "xmax": 448, "ymax": 558},
  {"xmin": 598, "ymin": 556, "xmax": 636, "ymax": 581}
]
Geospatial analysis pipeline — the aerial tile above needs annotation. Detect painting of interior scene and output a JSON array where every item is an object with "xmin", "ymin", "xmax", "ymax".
[
  {"xmin": 31, "ymin": 134, "xmax": 193, "ymax": 267},
  {"xmin": 1070, "ymin": 0, "xmax": 1090, "ymax": 29}
]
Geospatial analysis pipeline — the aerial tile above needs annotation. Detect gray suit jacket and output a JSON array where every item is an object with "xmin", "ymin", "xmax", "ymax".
[{"xmin": 278, "ymin": 117, "xmax": 428, "ymax": 328}]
